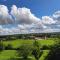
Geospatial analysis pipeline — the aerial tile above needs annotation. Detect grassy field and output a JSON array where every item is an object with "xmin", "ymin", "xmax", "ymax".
[
  {"xmin": 0, "ymin": 50, "xmax": 17, "ymax": 60},
  {"xmin": 0, "ymin": 50, "xmax": 49, "ymax": 60},
  {"xmin": 0, "ymin": 38, "xmax": 56, "ymax": 60},
  {"xmin": 3, "ymin": 39, "xmax": 55, "ymax": 48}
]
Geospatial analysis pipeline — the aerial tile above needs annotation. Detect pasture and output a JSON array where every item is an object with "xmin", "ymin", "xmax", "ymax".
[{"xmin": 0, "ymin": 38, "xmax": 56, "ymax": 60}]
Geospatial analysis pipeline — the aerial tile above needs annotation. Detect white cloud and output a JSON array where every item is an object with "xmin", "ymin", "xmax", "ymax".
[
  {"xmin": 0, "ymin": 5, "xmax": 59, "ymax": 35},
  {"xmin": 11, "ymin": 5, "xmax": 40, "ymax": 24},
  {"xmin": 53, "ymin": 11, "xmax": 60, "ymax": 18},
  {"xmin": 42, "ymin": 16, "xmax": 56, "ymax": 24},
  {"xmin": 0, "ymin": 5, "xmax": 14, "ymax": 25}
]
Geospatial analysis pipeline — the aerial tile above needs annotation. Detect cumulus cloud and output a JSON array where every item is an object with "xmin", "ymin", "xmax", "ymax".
[
  {"xmin": 53, "ymin": 11, "xmax": 60, "ymax": 18},
  {"xmin": 52, "ymin": 11, "xmax": 60, "ymax": 24},
  {"xmin": 0, "ymin": 5, "xmax": 14, "ymax": 24},
  {"xmin": 11, "ymin": 5, "xmax": 40, "ymax": 24},
  {"xmin": 0, "ymin": 5, "xmax": 59, "ymax": 35},
  {"xmin": 42, "ymin": 16, "xmax": 56, "ymax": 24}
]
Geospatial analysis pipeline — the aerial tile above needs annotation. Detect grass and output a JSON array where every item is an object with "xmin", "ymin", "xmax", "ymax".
[
  {"xmin": 3, "ymin": 39, "xmax": 55, "ymax": 48},
  {"xmin": 0, "ymin": 38, "xmax": 56, "ymax": 60},
  {"xmin": 0, "ymin": 50, "xmax": 49, "ymax": 60},
  {"xmin": 0, "ymin": 50, "xmax": 17, "ymax": 60},
  {"xmin": 40, "ymin": 50, "xmax": 49, "ymax": 60}
]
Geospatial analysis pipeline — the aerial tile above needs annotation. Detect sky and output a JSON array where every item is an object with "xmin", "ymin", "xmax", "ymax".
[
  {"xmin": 1, "ymin": 0, "xmax": 60, "ymax": 17},
  {"xmin": 0, "ymin": 0, "xmax": 60, "ymax": 35}
]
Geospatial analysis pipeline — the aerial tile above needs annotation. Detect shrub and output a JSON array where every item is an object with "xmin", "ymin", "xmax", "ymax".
[
  {"xmin": 45, "ymin": 41, "xmax": 60, "ymax": 60},
  {"xmin": 41, "ymin": 45, "xmax": 51, "ymax": 50},
  {"xmin": 0, "ymin": 41, "xmax": 4, "ymax": 51},
  {"xmin": 32, "ymin": 40, "xmax": 43, "ymax": 60},
  {"xmin": 5, "ymin": 44, "xmax": 13, "ymax": 50},
  {"xmin": 17, "ymin": 44, "xmax": 32, "ymax": 60}
]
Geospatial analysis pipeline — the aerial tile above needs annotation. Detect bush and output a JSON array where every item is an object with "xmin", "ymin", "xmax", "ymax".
[
  {"xmin": 0, "ymin": 41, "xmax": 4, "ymax": 51},
  {"xmin": 17, "ymin": 44, "xmax": 32, "ymax": 60},
  {"xmin": 5, "ymin": 44, "xmax": 13, "ymax": 50},
  {"xmin": 45, "ymin": 41, "xmax": 60, "ymax": 60},
  {"xmin": 32, "ymin": 40, "xmax": 43, "ymax": 60},
  {"xmin": 41, "ymin": 45, "xmax": 51, "ymax": 50}
]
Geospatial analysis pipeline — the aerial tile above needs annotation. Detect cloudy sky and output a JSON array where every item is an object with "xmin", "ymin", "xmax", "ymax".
[{"xmin": 0, "ymin": 0, "xmax": 60, "ymax": 35}]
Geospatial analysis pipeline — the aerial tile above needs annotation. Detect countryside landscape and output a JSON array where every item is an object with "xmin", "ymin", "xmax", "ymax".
[
  {"xmin": 0, "ymin": 0, "xmax": 60, "ymax": 60},
  {"xmin": 0, "ymin": 33, "xmax": 60, "ymax": 60}
]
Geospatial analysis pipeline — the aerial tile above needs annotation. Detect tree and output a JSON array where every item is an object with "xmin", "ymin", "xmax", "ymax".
[
  {"xmin": 45, "ymin": 40, "xmax": 60, "ymax": 60},
  {"xmin": 5, "ymin": 44, "xmax": 13, "ymax": 50},
  {"xmin": 32, "ymin": 40, "xmax": 43, "ymax": 60},
  {"xmin": 0, "ymin": 41, "xmax": 4, "ymax": 51},
  {"xmin": 17, "ymin": 44, "xmax": 32, "ymax": 60}
]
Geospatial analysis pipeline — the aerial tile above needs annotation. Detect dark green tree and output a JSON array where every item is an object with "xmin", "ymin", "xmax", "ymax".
[
  {"xmin": 0, "ymin": 41, "xmax": 4, "ymax": 51},
  {"xmin": 32, "ymin": 40, "xmax": 43, "ymax": 60},
  {"xmin": 5, "ymin": 44, "xmax": 13, "ymax": 50},
  {"xmin": 17, "ymin": 44, "xmax": 32, "ymax": 60},
  {"xmin": 45, "ymin": 40, "xmax": 60, "ymax": 60}
]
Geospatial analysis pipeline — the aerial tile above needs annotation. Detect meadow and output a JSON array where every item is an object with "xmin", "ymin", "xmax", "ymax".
[
  {"xmin": 0, "ymin": 38, "xmax": 57, "ymax": 60},
  {"xmin": 3, "ymin": 38, "xmax": 55, "ymax": 48}
]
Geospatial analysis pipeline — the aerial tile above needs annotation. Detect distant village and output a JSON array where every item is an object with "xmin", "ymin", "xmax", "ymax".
[{"xmin": 0, "ymin": 32, "xmax": 59, "ymax": 40}]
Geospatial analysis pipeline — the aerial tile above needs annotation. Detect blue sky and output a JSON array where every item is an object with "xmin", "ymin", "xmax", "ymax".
[
  {"xmin": 0, "ymin": 0, "xmax": 60, "ymax": 17},
  {"xmin": 0, "ymin": 0, "xmax": 60, "ymax": 34}
]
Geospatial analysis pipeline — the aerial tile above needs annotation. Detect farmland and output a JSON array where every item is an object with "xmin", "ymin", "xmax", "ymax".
[{"xmin": 0, "ymin": 38, "xmax": 57, "ymax": 60}]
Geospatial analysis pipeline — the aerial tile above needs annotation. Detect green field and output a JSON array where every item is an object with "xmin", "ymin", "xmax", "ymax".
[
  {"xmin": 0, "ymin": 50, "xmax": 49, "ymax": 60},
  {"xmin": 0, "ymin": 38, "xmax": 56, "ymax": 60},
  {"xmin": 3, "ymin": 39, "xmax": 55, "ymax": 48}
]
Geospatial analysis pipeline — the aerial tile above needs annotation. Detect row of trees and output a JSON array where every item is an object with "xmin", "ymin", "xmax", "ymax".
[{"xmin": 0, "ymin": 32, "xmax": 60, "ymax": 40}]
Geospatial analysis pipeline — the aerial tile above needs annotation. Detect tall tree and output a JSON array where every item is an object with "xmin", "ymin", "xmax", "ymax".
[
  {"xmin": 45, "ymin": 40, "xmax": 60, "ymax": 60},
  {"xmin": 32, "ymin": 40, "xmax": 43, "ymax": 60},
  {"xmin": 17, "ymin": 44, "xmax": 32, "ymax": 60}
]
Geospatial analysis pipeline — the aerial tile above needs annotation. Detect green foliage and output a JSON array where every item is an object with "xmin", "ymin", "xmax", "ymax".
[
  {"xmin": 32, "ymin": 40, "xmax": 43, "ymax": 60},
  {"xmin": 45, "ymin": 40, "xmax": 60, "ymax": 60},
  {"xmin": 0, "ymin": 39, "xmax": 56, "ymax": 60},
  {"xmin": 17, "ymin": 44, "xmax": 32, "ymax": 60},
  {"xmin": 5, "ymin": 44, "xmax": 13, "ymax": 50},
  {"xmin": 41, "ymin": 45, "xmax": 52, "ymax": 50},
  {"xmin": 0, "ymin": 41, "xmax": 4, "ymax": 51}
]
